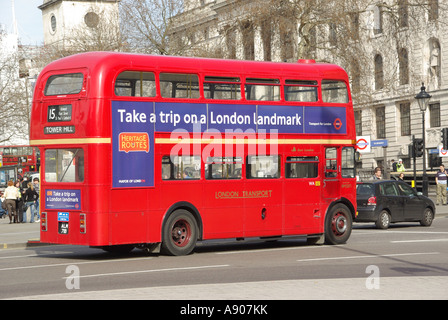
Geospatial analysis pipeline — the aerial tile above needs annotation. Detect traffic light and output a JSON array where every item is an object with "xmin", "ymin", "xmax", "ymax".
[
  {"xmin": 442, "ymin": 128, "xmax": 448, "ymax": 150},
  {"xmin": 414, "ymin": 138, "xmax": 424, "ymax": 157}
]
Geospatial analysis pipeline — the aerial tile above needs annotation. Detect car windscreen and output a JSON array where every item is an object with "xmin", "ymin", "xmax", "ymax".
[{"xmin": 356, "ymin": 184, "xmax": 375, "ymax": 196}]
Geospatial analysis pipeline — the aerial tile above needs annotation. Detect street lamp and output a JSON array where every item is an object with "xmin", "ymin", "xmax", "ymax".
[{"xmin": 415, "ymin": 82, "xmax": 432, "ymax": 196}]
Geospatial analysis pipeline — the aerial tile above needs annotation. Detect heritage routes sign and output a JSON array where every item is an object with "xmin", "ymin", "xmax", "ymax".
[{"xmin": 111, "ymin": 101, "xmax": 347, "ymax": 188}]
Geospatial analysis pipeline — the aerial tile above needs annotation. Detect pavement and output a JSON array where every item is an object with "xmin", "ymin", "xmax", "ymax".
[{"xmin": 1, "ymin": 192, "xmax": 448, "ymax": 250}]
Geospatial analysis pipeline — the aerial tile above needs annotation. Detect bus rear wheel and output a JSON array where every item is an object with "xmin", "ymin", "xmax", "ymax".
[
  {"xmin": 325, "ymin": 204, "xmax": 352, "ymax": 245},
  {"xmin": 161, "ymin": 209, "xmax": 198, "ymax": 256}
]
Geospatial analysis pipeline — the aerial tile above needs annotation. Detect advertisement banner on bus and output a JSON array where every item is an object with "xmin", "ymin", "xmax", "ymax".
[
  {"xmin": 112, "ymin": 101, "xmax": 155, "ymax": 188},
  {"xmin": 111, "ymin": 101, "xmax": 347, "ymax": 188}
]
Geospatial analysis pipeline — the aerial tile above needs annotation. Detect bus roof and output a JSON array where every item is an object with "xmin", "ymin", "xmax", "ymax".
[{"xmin": 37, "ymin": 51, "xmax": 348, "ymax": 81}]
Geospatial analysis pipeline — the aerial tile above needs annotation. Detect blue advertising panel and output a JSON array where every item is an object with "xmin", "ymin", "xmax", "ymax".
[
  {"xmin": 257, "ymin": 105, "xmax": 304, "ymax": 133},
  {"xmin": 304, "ymin": 106, "xmax": 346, "ymax": 134},
  {"xmin": 155, "ymin": 102, "xmax": 207, "ymax": 132},
  {"xmin": 112, "ymin": 101, "xmax": 155, "ymax": 188},
  {"xmin": 45, "ymin": 189, "xmax": 81, "ymax": 210},
  {"xmin": 208, "ymin": 104, "xmax": 256, "ymax": 132},
  {"xmin": 110, "ymin": 101, "xmax": 347, "ymax": 188}
]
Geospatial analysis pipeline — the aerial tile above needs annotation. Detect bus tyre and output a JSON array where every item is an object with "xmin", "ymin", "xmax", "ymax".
[
  {"xmin": 325, "ymin": 204, "xmax": 352, "ymax": 245},
  {"xmin": 161, "ymin": 209, "xmax": 198, "ymax": 256}
]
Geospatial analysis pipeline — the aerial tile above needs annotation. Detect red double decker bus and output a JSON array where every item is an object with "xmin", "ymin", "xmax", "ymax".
[
  {"xmin": 30, "ymin": 52, "xmax": 356, "ymax": 255},
  {"xmin": 0, "ymin": 145, "xmax": 40, "ymax": 173}
]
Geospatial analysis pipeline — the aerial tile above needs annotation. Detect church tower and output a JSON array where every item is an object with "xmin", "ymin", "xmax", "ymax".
[{"xmin": 38, "ymin": 0, "xmax": 120, "ymax": 49}]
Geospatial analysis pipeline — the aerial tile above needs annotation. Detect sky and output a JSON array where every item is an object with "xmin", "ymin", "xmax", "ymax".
[{"xmin": 0, "ymin": 0, "xmax": 44, "ymax": 45}]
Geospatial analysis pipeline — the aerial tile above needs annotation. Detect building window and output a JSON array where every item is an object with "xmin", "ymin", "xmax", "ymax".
[
  {"xmin": 429, "ymin": 0, "xmax": 438, "ymax": 20},
  {"xmin": 241, "ymin": 22, "xmax": 255, "ymax": 60},
  {"xmin": 84, "ymin": 12, "xmax": 100, "ymax": 28},
  {"xmin": 50, "ymin": 14, "xmax": 57, "ymax": 33},
  {"xmin": 374, "ymin": 54, "xmax": 384, "ymax": 90},
  {"xmin": 329, "ymin": 23, "xmax": 337, "ymax": 46},
  {"xmin": 400, "ymin": 102, "xmax": 410, "ymax": 136},
  {"xmin": 376, "ymin": 106, "xmax": 386, "ymax": 139},
  {"xmin": 399, "ymin": 48, "xmax": 409, "ymax": 85},
  {"xmin": 355, "ymin": 110, "xmax": 362, "ymax": 135},
  {"xmin": 429, "ymin": 39, "xmax": 441, "ymax": 88},
  {"xmin": 225, "ymin": 27, "xmax": 237, "ymax": 59},
  {"xmin": 430, "ymin": 102, "xmax": 441, "ymax": 128},
  {"xmin": 398, "ymin": 0, "xmax": 408, "ymax": 28},
  {"xmin": 373, "ymin": 5, "xmax": 383, "ymax": 35}
]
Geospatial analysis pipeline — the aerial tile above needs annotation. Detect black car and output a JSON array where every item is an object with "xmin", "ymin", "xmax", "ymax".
[{"xmin": 356, "ymin": 180, "xmax": 435, "ymax": 229}]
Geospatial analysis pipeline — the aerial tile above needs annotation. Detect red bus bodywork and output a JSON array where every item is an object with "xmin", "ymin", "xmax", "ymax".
[{"xmin": 30, "ymin": 52, "xmax": 357, "ymax": 255}]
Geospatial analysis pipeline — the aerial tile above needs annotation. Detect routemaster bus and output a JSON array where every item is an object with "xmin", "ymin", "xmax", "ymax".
[
  {"xmin": 0, "ymin": 145, "xmax": 40, "ymax": 173},
  {"xmin": 30, "ymin": 52, "xmax": 357, "ymax": 255}
]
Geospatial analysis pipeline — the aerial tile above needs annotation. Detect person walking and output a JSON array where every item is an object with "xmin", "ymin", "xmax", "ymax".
[
  {"xmin": 33, "ymin": 177, "xmax": 40, "ymax": 222},
  {"xmin": 4, "ymin": 180, "xmax": 19, "ymax": 223},
  {"xmin": 24, "ymin": 182, "xmax": 38, "ymax": 223},
  {"xmin": 435, "ymin": 164, "xmax": 448, "ymax": 205}
]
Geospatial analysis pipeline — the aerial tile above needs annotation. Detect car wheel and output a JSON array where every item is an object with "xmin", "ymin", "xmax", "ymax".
[
  {"xmin": 420, "ymin": 208, "xmax": 434, "ymax": 227},
  {"xmin": 376, "ymin": 210, "xmax": 390, "ymax": 229}
]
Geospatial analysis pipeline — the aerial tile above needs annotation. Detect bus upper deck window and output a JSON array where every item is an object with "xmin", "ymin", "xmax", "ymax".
[
  {"xmin": 115, "ymin": 71, "xmax": 156, "ymax": 97},
  {"xmin": 285, "ymin": 80, "xmax": 318, "ymax": 102},
  {"xmin": 204, "ymin": 76, "xmax": 241, "ymax": 100},
  {"xmin": 160, "ymin": 73, "xmax": 200, "ymax": 99},
  {"xmin": 245, "ymin": 78, "xmax": 280, "ymax": 101},
  {"xmin": 322, "ymin": 80, "xmax": 349, "ymax": 103},
  {"xmin": 44, "ymin": 73, "xmax": 84, "ymax": 96}
]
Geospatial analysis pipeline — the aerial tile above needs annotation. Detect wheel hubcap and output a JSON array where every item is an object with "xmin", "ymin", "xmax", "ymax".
[
  {"xmin": 332, "ymin": 213, "xmax": 347, "ymax": 236},
  {"xmin": 171, "ymin": 219, "xmax": 191, "ymax": 247}
]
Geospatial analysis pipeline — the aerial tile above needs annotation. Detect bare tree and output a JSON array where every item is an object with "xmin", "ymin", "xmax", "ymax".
[
  {"xmin": 120, "ymin": 0, "xmax": 190, "ymax": 55},
  {"xmin": 0, "ymin": 32, "xmax": 29, "ymax": 144}
]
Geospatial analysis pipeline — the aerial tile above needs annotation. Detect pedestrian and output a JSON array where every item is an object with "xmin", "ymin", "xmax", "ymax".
[
  {"xmin": 15, "ymin": 180, "xmax": 24, "ymax": 223},
  {"xmin": 396, "ymin": 159, "xmax": 405, "ymax": 172},
  {"xmin": 391, "ymin": 159, "xmax": 398, "ymax": 172},
  {"xmin": 372, "ymin": 167, "xmax": 382, "ymax": 180},
  {"xmin": 24, "ymin": 182, "xmax": 38, "ymax": 223},
  {"xmin": 33, "ymin": 177, "xmax": 40, "ymax": 222},
  {"xmin": 435, "ymin": 164, "xmax": 448, "ymax": 205},
  {"xmin": 0, "ymin": 192, "xmax": 6, "ymax": 219},
  {"xmin": 4, "ymin": 180, "xmax": 19, "ymax": 224}
]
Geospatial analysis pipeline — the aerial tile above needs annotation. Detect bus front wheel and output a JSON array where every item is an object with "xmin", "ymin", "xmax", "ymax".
[
  {"xmin": 161, "ymin": 209, "xmax": 198, "ymax": 256},
  {"xmin": 325, "ymin": 204, "xmax": 352, "ymax": 245}
]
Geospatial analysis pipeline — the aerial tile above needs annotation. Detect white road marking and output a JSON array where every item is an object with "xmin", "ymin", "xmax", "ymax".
[
  {"xmin": 68, "ymin": 264, "xmax": 231, "ymax": 279},
  {"xmin": 296, "ymin": 252, "xmax": 439, "ymax": 262},
  {"xmin": 391, "ymin": 239, "xmax": 448, "ymax": 243},
  {"xmin": 0, "ymin": 256, "xmax": 153, "ymax": 272}
]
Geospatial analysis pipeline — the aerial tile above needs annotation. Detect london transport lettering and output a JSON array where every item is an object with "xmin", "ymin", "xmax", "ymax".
[
  {"xmin": 112, "ymin": 101, "xmax": 347, "ymax": 188},
  {"xmin": 215, "ymin": 190, "xmax": 273, "ymax": 199}
]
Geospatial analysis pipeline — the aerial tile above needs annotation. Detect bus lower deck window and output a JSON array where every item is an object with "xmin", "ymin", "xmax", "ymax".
[
  {"xmin": 246, "ymin": 155, "xmax": 280, "ymax": 179},
  {"xmin": 45, "ymin": 149, "xmax": 84, "ymax": 182},
  {"xmin": 162, "ymin": 155, "xmax": 201, "ymax": 180},
  {"xmin": 205, "ymin": 157, "xmax": 242, "ymax": 179},
  {"xmin": 286, "ymin": 156, "xmax": 319, "ymax": 178}
]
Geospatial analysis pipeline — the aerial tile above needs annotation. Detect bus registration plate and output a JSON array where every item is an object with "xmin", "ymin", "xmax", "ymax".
[{"xmin": 58, "ymin": 212, "xmax": 69, "ymax": 234}]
